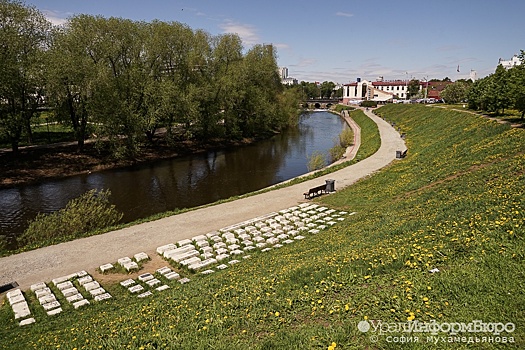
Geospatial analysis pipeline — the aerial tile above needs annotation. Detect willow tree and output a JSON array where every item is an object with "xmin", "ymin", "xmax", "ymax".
[{"xmin": 0, "ymin": 0, "xmax": 50, "ymax": 154}]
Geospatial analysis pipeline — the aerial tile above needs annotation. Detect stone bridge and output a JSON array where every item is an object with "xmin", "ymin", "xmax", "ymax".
[{"xmin": 302, "ymin": 98, "xmax": 341, "ymax": 109}]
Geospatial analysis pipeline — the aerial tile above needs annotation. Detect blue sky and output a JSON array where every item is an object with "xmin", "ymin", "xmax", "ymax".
[{"xmin": 26, "ymin": 0, "xmax": 525, "ymax": 83}]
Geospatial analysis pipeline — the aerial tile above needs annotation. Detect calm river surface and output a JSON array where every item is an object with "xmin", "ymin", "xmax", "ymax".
[{"xmin": 0, "ymin": 111, "xmax": 346, "ymax": 240}]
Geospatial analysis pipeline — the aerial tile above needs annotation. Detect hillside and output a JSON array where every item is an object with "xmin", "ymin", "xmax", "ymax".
[{"xmin": 1, "ymin": 104, "xmax": 523, "ymax": 349}]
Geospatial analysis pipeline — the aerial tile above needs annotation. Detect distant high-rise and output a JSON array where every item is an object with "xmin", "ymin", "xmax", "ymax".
[
  {"xmin": 279, "ymin": 67, "xmax": 289, "ymax": 79},
  {"xmin": 498, "ymin": 55, "xmax": 521, "ymax": 69}
]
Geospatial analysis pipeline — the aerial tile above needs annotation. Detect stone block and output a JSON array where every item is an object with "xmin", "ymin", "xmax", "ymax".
[
  {"xmin": 206, "ymin": 231, "xmax": 219, "ymax": 238},
  {"xmin": 8, "ymin": 293, "xmax": 26, "ymax": 306},
  {"xmin": 216, "ymin": 264, "xmax": 228, "ymax": 270},
  {"xmin": 215, "ymin": 254, "xmax": 229, "ymax": 261},
  {"xmin": 276, "ymin": 234, "xmax": 289, "ymax": 240},
  {"xmin": 56, "ymin": 281, "xmax": 74, "ymax": 291},
  {"xmin": 117, "ymin": 257, "xmax": 132, "ymax": 266},
  {"xmin": 170, "ymin": 250, "xmax": 200, "ymax": 263},
  {"xmin": 47, "ymin": 308, "xmax": 62, "ymax": 316},
  {"xmin": 252, "ymin": 236, "xmax": 265, "ymax": 243},
  {"xmin": 134, "ymin": 252, "xmax": 149, "ymax": 262},
  {"xmin": 66, "ymin": 294, "xmax": 84, "ymax": 303},
  {"xmin": 178, "ymin": 278, "xmax": 191, "ymax": 284},
  {"xmin": 38, "ymin": 294, "xmax": 56, "ymax": 305},
  {"xmin": 89, "ymin": 288, "xmax": 106, "ymax": 297},
  {"xmin": 228, "ymin": 260, "xmax": 240, "ymax": 265},
  {"xmin": 200, "ymin": 270, "xmax": 214, "ymax": 275},
  {"xmin": 196, "ymin": 240, "xmax": 209, "ymax": 248},
  {"xmin": 73, "ymin": 299, "xmax": 90, "ymax": 309},
  {"xmin": 241, "ymin": 240, "xmax": 253, "ymax": 246},
  {"xmin": 234, "ymin": 228, "xmax": 246, "ymax": 236},
  {"xmin": 255, "ymin": 222, "xmax": 267, "ymax": 229},
  {"xmin": 30, "ymin": 282, "xmax": 47, "ymax": 292},
  {"xmin": 42, "ymin": 301, "xmax": 61, "ymax": 311},
  {"xmin": 156, "ymin": 243, "xmax": 176, "ymax": 255},
  {"xmin": 210, "ymin": 235, "xmax": 223, "ymax": 243},
  {"xmin": 120, "ymin": 279, "xmax": 135, "ymax": 287},
  {"xmin": 156, "ymin": 266, "xmax": 172, "ymax": 275},
  {"xmin": 19, "ymin": 318, "xmax": 36, "ymax": 326},
  {"xmin": 156, "ymin": 285, "xmax": 170, "ymax": 292},
  {"xmin": 273, "ymin": 244, "xmax": 283, "ymax": 248},
  {"xmin": 177, "ymin": 238, "xmax": 192, "ymax": 247},
  {"xmin": 83, "ymin": 281, "xmax": 100, "ymax": 292},
  {"xmin": 192, "ymin": 235, "xmax": 207, "ymax": 242},
  {"xmin": 201, "ymin": 252, "xmax": 215, "ymax": 260},
  {"xmin": 337, "ymin": 217, "xmax": 345, "ymax": 221},
  {"xmin": 283, "ymin": 239, "xmax": 294, "ymax": 244},
  {"xmin": 215, "ymin": 247, "xmax": 229, "ymax": 255},
  {"xmin": 238, "ymin": 233, "xmax": 251, "ymax": 241},
  {"xmin": 326, "ymin": 221, "xmax": 337, "ymax": 226},
  {"xmin": 7, "ymin": 289, "xmax": 22, "ymax": 300},
  {"xmin": 128, "ymin": 285, "xmax": 144, "ymax": 293},
  {"xmin": 243, "ymin": 246, "xmax": 256, "ymax": 252},
  {"xmin": 61, "ymin": 287, "xmax": 79, "ymax": 298},
  {"xmin": 138, "ymin": 291, "xmax": 152, "ymax": 298},
  {"xmin": 180, "ymin": 256, "xmax": 201, "ymax": 266},
  {"xmin": 298, "ymin": 226, "xmax": 309, "ymax": 231},
  {"xmin": 76, "ymin": 270, "xmax": 88, "ymax": 277},
  {"xmin": 164, "ymin": 272, "xmax": 180, "ymax": 280},
  {"xmin": 201, "ymin": 246, "xmax": 213, "ymax": 254},
  {"xmin": 262, "ymin": 232, "xmax": 274, "ymax": 238},
  {"xmin": 244, "ymin": 226, "xmax": 257, "ymax": 233},
  {"xmin": 228, "ymin": 244, "xmax": 240, "ymax": 251},
  {"xmin": 261, "ymin": 248, "xmax": 272, "ymax": 252},
  {"xmin": 94, "ymin": 293, "xmax": 112, "ymax": 301},
  {"xmin": 77, "ymin": 275, "xmax": 93, "ymax": 286},
  {"xmin": 266, "ymin": 237, "xmax": 279, "ymax": 245},
  {"xmin": 145, "ymin": 279, "xmax": 161, "ymax": 287},
  {"xmin": 294, "ymin": 235, "xmax": 305, "ymax": 240},
  {"xmin": 282, "ymin": 225, "xmax": 294, "ymax": 232},
  {"xmin": 52, "ymin": 276, "xmax": 71, "ymax": 286},
  {"xmin": 307, "ymin": 223, "xmax": 317, "ymax": 228},
  {"xmin": 260, "ymin": 227, "xmax": 272, "ymax": 233},
  {"xmin": 123, "ymin": 261, "xmax": 139, "ymax": 271},
  {"xmin": 309, "ymin": 229, "xmax": 320, "ymax": 234},
  {"xmin": 288, "ymin": 230, "xmax": 299, "ymax": 236},
  {"xmin": 230, "ymin": 249, "xmax": 244, "ymax": 256},
  {"xmin": 317, "ymin": 225, "xmax": 327, "ymax": 230},
  {"xmin": 255, "ymin": 242, "xmax": 267, "ymax": 249},
  {"xmin": 325, "ymin": 209, "xmax": 336, "ymax": 214},
  {"xmin": 225, "ymin": 237, "xmax": 239, "ymax": 244},
  {"xmin": 12, "ymin": 302, "xmax": 31, "ymax": 319},
  {"xmin": 163, "ymin": 245, "xmax": 196, "ymax": 259},
  {"xmin": 138, "ymin": 273, "xmax": 154, "ymax": 282},
  {"xmin": 100, "ymin": 263, "xmax": 114, "ymax": 272}
]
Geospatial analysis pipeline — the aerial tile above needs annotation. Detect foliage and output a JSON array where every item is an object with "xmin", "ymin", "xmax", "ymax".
[
  {"xmin": 360, "ymin": 100, "xmax": 377, "ymax": 108},
  {"xmin": 0, "ymin": 0, "xmax": 50, "ymax": 153},
  {"xmin": 440, "ymin": 81, "xmax": 469, "ymax": 103},
  {"xmin": 307, "ymin": 150, "xmax": 327, "ymax": 171},
  {"xmin": 17, "ymin": 189, "xmax": 123, "ymax": 248},
  {"xmin": 333, "ymin": 104, "xmax": 355, "ymax": 113},
  {"xmin": 2, "ymin": 105, "xmax": 524, "ymax": 349}
]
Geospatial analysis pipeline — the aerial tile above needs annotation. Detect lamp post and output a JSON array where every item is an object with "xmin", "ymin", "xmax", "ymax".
[{"xmin": 405, "ymin": 72, "xmax": 409, "ymax": 101}]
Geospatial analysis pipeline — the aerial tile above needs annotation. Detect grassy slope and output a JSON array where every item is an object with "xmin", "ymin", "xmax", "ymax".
[{"xmin": 1, "ymin": 105, "xmax": 524, "ymax": 349}]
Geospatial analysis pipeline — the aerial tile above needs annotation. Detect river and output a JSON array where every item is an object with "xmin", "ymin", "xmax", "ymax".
[{"xmin": 0, "ymin": 111, "xmax": 347, "ymax": 242}]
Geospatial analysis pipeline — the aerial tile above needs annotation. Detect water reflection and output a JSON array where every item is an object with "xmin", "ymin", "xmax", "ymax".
[{"xmin": 0, "ymin": 111, "xmax": 346, "ymax": 239}]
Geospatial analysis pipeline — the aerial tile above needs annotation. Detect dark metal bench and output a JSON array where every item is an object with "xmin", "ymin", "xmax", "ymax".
[{"xmin": 303, "ymin": 184, "xmax": 327, "ymax": 199}]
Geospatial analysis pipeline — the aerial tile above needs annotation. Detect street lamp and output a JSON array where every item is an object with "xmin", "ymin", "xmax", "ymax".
[{"xmin": 405, "ymin": 72, "xmax": 408, "ymax": 101}]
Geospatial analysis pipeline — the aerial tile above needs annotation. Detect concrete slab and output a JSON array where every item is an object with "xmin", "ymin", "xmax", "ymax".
[
  {"xmin": 178, "ymin": 278, "xmax": 190, "ymax": 284},
  {"xmin": 8, "ymin": 293, "xmax": 26, "ymax": 306},
  {"xmin": 155, "ymin": 285, "xmax": 170, "ymax": 292},
  {"xmin": 30, "ymin": 282, "xmax": 46, "ymax": 292},
  {"xmin": 156, "ymin": 267, "xmax": 172, "ymax": 275},
  {"xmin": 12, "ymin": 302, "xmax": 31, "ymax": 319},
  {"xmin": 138, "ymin": 291, "xmax": 152, "ymax": 298},
  {"xmin": 66, "ymin": 294, "xmax": 84, "ymax": 303},
  {"xmin": 99, "ymin": 263, "xmax": 114, "ymax": 272},
  {"xmin": 120, "ymin": 279, "xmax": 135, "ymax": 287},
  {"xmin": 42, "ymin": 301, "xmax": 60, "ymax": 311},
  {"xmin": 77, "ymin": 276, "xmax": 93, "ymax": 286},
  {"xmin": 145, "ymin": 279, "xmax": 161, "ymax": 287},
  {"xmin": 47, "ymin": 308, "xmax": 62, "ymax": 316},
  {"xmin": 117, "ymin": 257, "xmax": 132, "ymax": 266},
  {"xmin": 19, "ymin": 318, "xmax": 35, "ymax": 326},
  {"xmin": 128, "ymin": 285, "xmax": 144, "ymax": 293},
  {"xmin": 134, "ymin": 252, "xmax": 149, "ymax": 262},
  {"xmin": 61, "ymin": 287, "xmax": 78, "ymax": 298},
  {"xmin": 73, "ymin": 299, "xmax": 90, "ymax": 309},
  {"xmin": 216, "ymin": 264, "xmax": 228, "ymax": 270},
  {"xmin": 56, "ymin": 281, "xmax": 74, "ymax": 291},
  {"xmin": 138, "ymin": 273, "xmax": 154, "ymax": 282},
  {"xmin": 177, "ymin": 238, "xmax": 192, "ymax": 247},
  {"xmin": 38, "ymin": 294, "xmax": 56, "ymax": 305},
  {"xmin": 123, "ymin": 261, "xmax": 139, "ymax": 271},
  {"xmin": 156, "ymin": 243, "xmax": 176, "ymax": 255},
  {"xmin": 89, "ymin": 287, "xmax": 106, "ymax": 297},
  {"xmin": 82, "ymin": 281, "xmax": 100, "ymax": 292},
  {"xmin": 164, "ymin": 272, "xmax": 180, "ymax": 280},
  {"xmin": 94, "ymin": 293, "xmax": 112, "ymax": 301}
]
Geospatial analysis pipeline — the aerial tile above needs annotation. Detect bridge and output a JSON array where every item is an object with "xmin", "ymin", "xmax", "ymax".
[{"xmin": 302, "ymin": 98, "xmax": 342, "ymax": 109}]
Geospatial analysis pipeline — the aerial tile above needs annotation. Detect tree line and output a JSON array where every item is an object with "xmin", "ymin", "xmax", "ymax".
[
  {"xmin": 440, "ymin": 51, "xmax": 525, "ymax": 117},
  {"xmin": 0, "ymin": 0, "xmax": 302, "ymax": 158}
]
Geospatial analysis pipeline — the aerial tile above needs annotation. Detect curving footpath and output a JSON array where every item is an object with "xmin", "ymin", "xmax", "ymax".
[{"xmin": 0, "ymin": 109, "xmax": 406, "ymax": 291}]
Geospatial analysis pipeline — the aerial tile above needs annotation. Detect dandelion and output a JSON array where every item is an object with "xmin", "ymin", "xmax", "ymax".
[{"xmin": 328, "ymin": 342, "xmax": 337, "ymax": 350}]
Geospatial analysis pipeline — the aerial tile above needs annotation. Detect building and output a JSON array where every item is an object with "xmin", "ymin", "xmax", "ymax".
[
  {"xmin": 498, "ymin": 55, "xmax": 521, "ymax": 69},
  {"xmin": 279, "ymin": 66, "xmax": 298, "ymax": 86},
  {"xmin": 342, "ymin": 78, "xmax": 422, "ymax": 104}
]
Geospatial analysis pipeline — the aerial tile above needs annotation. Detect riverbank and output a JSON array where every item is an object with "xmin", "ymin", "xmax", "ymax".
[
  {"xmin": 0, "ymin": 135, "xmax": 264, "ymax": 189},
  {"xmin": 0, "ymin": 108, "xmax": 405, "ymax": 290}
]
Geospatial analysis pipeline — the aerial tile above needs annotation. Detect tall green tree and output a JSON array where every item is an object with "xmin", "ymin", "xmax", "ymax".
[
  {"xmin": 440, "ymin": 81, "xmax": 469, "ymax": 104},
  {"xmin": 0, "ymin": 0, "xmax": 50, "ymax": 154},
  {"xmin": 510, "ymin": 51, "xmax": 525, "ymax": 119}
]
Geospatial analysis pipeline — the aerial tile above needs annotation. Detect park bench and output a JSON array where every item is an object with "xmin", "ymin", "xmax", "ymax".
[
  {"xmin": 396, "ymin": 149, "xmax": 408, "ymax": 159},
  {"xmin": 303, "ymin": 184, "xmax": 327, "ymax": 199}
]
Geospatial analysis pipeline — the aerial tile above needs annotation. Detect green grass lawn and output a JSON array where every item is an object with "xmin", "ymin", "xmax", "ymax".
[{"xmin": 1, "ymin": 104, "xmax": 523, "ymax": 349}]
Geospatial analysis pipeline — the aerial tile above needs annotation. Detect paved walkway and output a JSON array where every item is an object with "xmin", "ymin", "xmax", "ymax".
[{"xmin": 0, "ymin": 109, "xmax": 406, "ymax": 291}]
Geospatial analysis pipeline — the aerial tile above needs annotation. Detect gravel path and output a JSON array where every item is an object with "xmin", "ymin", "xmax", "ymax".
[{"xmin": 0, "ymin": 109, "xmax": 405, "ymax": 291}]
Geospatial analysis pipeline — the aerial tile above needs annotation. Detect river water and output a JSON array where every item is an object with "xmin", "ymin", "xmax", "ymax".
[{"xmin": 0, "ymin": 111, "xmax": 346, "ymax": 241}]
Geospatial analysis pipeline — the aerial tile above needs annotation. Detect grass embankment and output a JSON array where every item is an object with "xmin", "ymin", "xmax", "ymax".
[{"xmin": 1, "ymin": 104, "xmax": 524, "ymax": 349}]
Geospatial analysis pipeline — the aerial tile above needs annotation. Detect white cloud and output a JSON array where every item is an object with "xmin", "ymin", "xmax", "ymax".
[
  {"xmin": 42, "ymin": 10, "xmax": 68, "ymax": 26},
  {"xmin": 219, "ymin": 20, "xmax": 259, "ymax": 46},
  {"xmin": 336, "ymin": 12, "xmax": 354, "ymax": 18}
]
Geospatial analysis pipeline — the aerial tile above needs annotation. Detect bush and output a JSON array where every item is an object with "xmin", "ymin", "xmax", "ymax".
[
  {"xmin": 307, "ymin": 151, "xmax": 327, "ymax": 171},
  {"xmin": 329, "ymin": 145, "xmax": 345, "ymax": 162},
  {"xmin": 360, "ymin": 100, "xmax": 377, "ymax": 108},
  {"xmin": 18, "ymin": 189, "xmax": 123, "ymax": 247},
  {"xmin": 338, "ymin": 127, "xmax": 354, "ymax": 147}
]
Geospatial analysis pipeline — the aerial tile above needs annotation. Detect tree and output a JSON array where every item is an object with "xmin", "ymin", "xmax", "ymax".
[
  {"xmin": 0, "ymin": 0, "xmax": 50, "ymax": 154},
  {"xmin": 510, "ymin": 51, "xmax": 525, "ymax": 119},
  {"xmin": 320, "ymin": 81, "xmax": 335, "ymax": 99},
  {"xmin": 440, "ymin": 81, "xmax": 469, "ymax": 104}
]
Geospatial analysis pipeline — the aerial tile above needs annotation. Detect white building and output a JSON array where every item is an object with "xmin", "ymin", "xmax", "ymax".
[
  {"xmin": 498, "ymin": 55, "xmax": 521, "ymax": 69},
  {"xmin": 279, "ymin": 66, "xmax": 298, "ymax": 85},
  {"xmin": 342, "ymin": 78, "xmax": 423, "ymax": 104}
]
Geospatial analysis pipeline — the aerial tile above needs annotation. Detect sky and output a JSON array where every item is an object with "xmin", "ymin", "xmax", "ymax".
[{"xmin": 25, "ymin": 0, "xmax": 525, "ymax": 84}]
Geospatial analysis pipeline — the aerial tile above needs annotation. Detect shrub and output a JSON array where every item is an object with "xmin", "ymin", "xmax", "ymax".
[
  {"xmin": 18, "ymin": 189, "xmax": 123, "ymax": 247},
  {"xmin": 307, "ymin": 151, "xmax": 327, "ymax": 171},
  {"xmin": 329, "ymin": 145, "xmax": 345, "ymax": 162},
  {"xmin": 338, "ymin": 127, "xmax": 354, "ymax": 148},
  {"xmin": 360, "ymin": 100, "xmax": 377, "ymax": 108}
]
